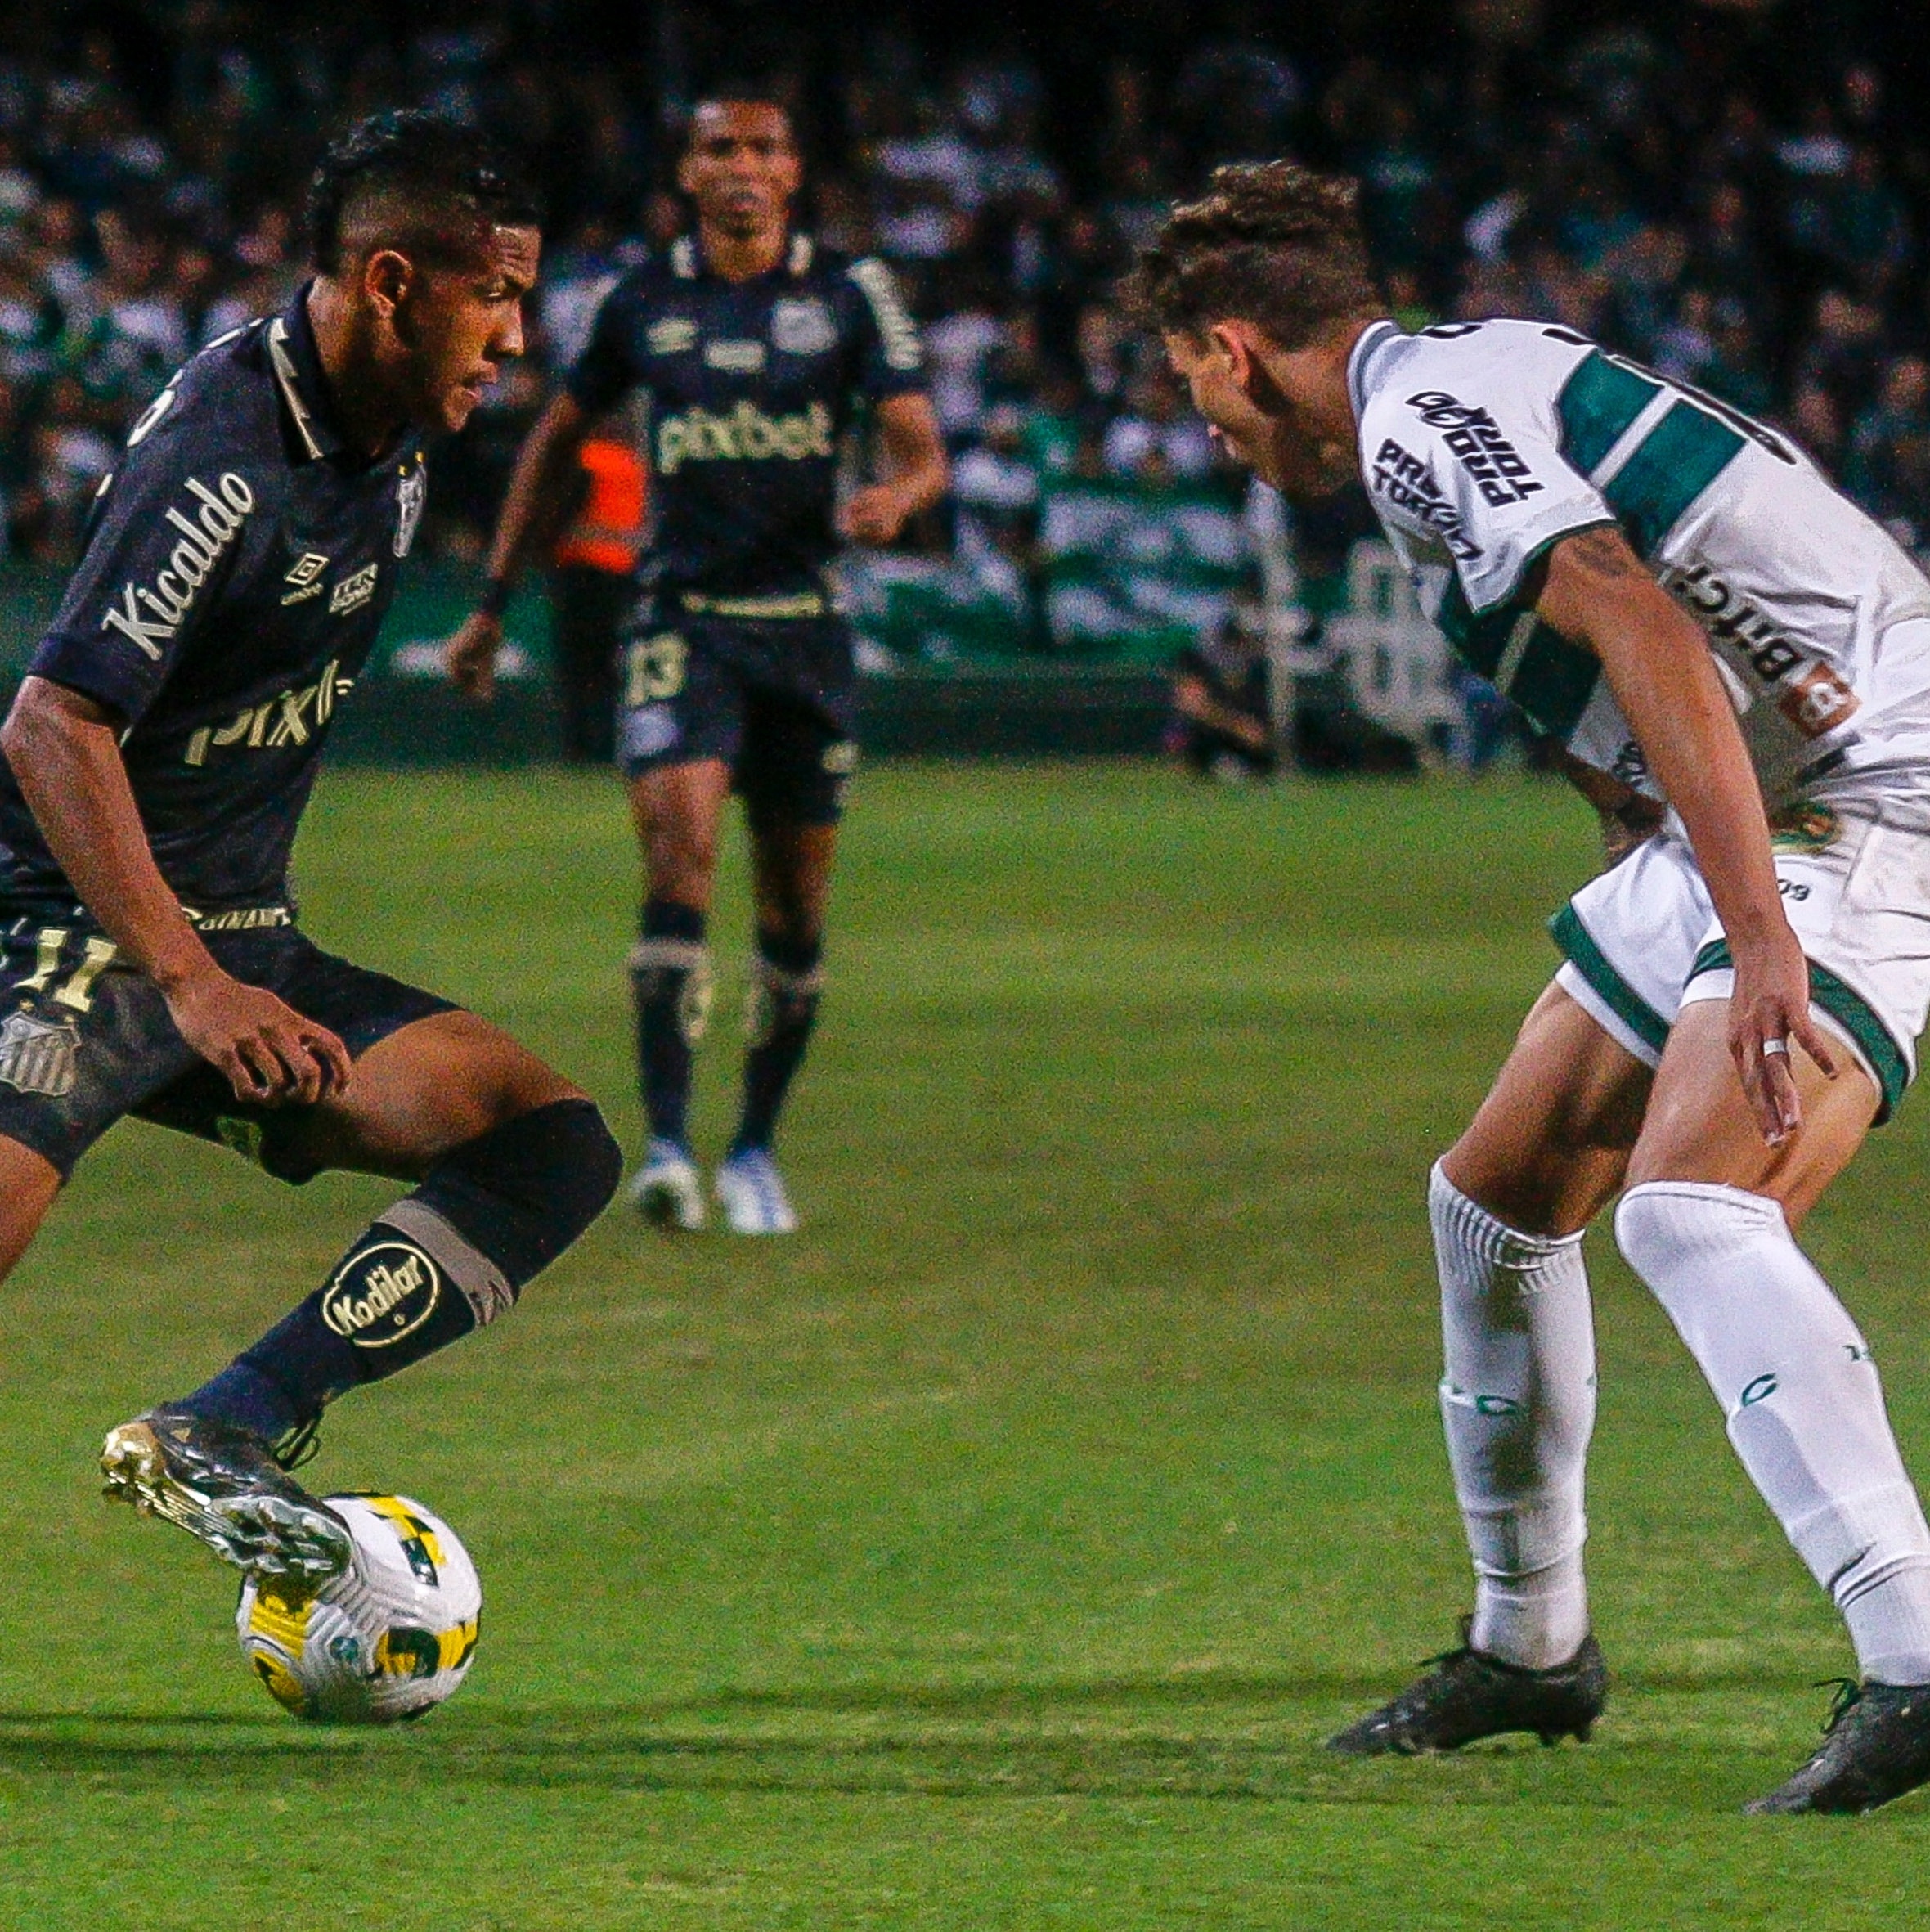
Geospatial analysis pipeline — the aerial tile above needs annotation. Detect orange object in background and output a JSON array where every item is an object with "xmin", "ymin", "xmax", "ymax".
[{"xmin": 554, "ymin": 437, "xmax": 645, "ymax": 574}]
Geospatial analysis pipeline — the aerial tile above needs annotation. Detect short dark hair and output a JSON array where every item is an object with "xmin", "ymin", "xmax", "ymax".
[
  {"xmin": 1129, "ymin": 160, "xmax": 1380, "ymax": 348},
  {"xmin": 307, "ymin": 110, "xmax": 540, "ymax": 275},
  {"xmin": 685, "ymin": 81, "xmax": 793, "ymax": 143}
]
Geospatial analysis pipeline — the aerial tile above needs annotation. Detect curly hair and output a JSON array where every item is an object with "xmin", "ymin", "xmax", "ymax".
[
  {"xmin": 307, "ymin": 110, "xmax": 540, "ymax": 275},
  {"xmin": 1128, "ymin": 160, "xmax": 1380, "ymax": 348}
]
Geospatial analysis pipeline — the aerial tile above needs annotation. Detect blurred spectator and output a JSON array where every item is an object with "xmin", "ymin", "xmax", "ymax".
[
  {"xmin": 1167, "ymin": 595, "xmax": 1276, "ymax": 783},
  {"xmin": 0, "ymin": 0, "xmax": 1923, "ymax": 596},
  {"xmin": 1846, "ymin": 357, "xmax": 1930, "ymax": 548}
]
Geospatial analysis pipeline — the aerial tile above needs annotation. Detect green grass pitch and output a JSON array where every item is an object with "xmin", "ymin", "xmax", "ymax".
[{"xmin": 2, "ymin": 761, "xmax": 1929, "ymax": 1928}]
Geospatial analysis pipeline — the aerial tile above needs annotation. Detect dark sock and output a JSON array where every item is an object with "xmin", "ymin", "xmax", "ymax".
[
  {"xmin": 177, "ymin": 1099, "xmax": 622, "ymax": 1438},
  {"xmin": 732, "ymin": 929, "xmax": 824, "ymax": 1156},
  {"xmin": 630, "ymin": 897, "xmax": 710, "ymax": 1148}
]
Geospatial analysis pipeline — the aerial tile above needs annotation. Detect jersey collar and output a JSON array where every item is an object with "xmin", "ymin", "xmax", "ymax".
[
  {"xmin": 1346, "ymin": 318, "xmax": 1404, "ymax": 429},
  {"xmin": 670, "ymin": 231, "xmax": 815, "ymax": 281},
  {"xmin": 267, "ymin": 285, "xmax": 349, "ymax": 464}
]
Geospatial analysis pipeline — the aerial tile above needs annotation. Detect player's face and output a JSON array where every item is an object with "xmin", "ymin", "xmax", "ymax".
[
  {"xmin": 402, "ymin": 225, "xmax": 541, "ymax": 434},
  {"xmin": 1164, "ymin": 326, "xmax": 1354, "ymax": 503},
  {"xmin": 679, "ymin": 102, "xmax": 800, "ymax": 238}
]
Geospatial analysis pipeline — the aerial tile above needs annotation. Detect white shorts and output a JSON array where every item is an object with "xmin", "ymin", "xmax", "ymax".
[{"xmin": 1551, "ymin": 798, "xmax": 1930, "ymax": 1121}]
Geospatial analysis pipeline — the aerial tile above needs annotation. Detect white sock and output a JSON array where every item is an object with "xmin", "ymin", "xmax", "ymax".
[
  {"xmin": 1616, "ymin": 1180, "xmax": 1930, "ymax": 1685},
  {"xmin": 1431, "ymin": 1162, "xmax": 1596, "ymax": 1669}
]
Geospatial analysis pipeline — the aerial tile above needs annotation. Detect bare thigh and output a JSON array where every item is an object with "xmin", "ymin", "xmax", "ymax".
[
  {"xmin": 0, "ymin": 1135, "xmax": 60, "ymax": 1284},
  {"xmin": 1627, "ymin": 1000, "xmax": 1878, "ymax": 1230},
  {"xmin": 272, "ymin": 1009, "xmax": 585, "ymax": 1184},
  {"xmin": 1440, "ymin": 980, "xmax": 1655, "ymax": 1237},
  {"xmin": 627, "ymin": 760, "xmax": 733, "ymax": 910}
]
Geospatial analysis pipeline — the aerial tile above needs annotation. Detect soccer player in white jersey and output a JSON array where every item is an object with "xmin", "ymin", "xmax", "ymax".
[{"xmin": 1137, "ymin": 161, "xmax": 1930, "ymax": 1814}]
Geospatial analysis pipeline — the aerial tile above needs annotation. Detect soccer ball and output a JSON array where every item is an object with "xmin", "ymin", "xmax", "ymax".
[{"xmin": 236, "ymin": 1493, "xmax": 481, "ymax": 1723}]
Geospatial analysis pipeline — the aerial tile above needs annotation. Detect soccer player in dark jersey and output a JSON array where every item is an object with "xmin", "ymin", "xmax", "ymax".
[
  {"xmin": 449, "ymin": 88, "xmax": 948, "ymax": 1234},
  {"xmin": 0, "ymin": 111, "xmax": 621, "ymax": 1587}
]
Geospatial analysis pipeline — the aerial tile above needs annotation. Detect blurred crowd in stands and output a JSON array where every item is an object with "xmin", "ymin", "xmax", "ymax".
[{"xmin": 0, "ymin": 0, "xmax": 1922, "ymax": 625}]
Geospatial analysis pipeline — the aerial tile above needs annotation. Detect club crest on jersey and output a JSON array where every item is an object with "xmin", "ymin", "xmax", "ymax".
[
  {"xmin": 0, "ymin": 1009, "xmax": 80, "ymax": 1099},
  {"xmin": 771, "ymin": 296, "xmax": 836, "ymax": 357},
  {"xmin": 394, "ymin": 464, "xmax": 425, "ymax": 558},
  {"xmin": 322, "ymin": 1240, "xmax": 442, "ymax": 1348},
  {"xmin": 101, "ymin": 472, "xmax": 255, "ymax": 659}
]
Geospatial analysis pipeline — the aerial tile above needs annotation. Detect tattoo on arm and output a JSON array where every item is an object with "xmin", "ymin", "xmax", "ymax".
[{"xmin": 1561, "ymin": 524, "xmax": 1652, "ymax": 583}]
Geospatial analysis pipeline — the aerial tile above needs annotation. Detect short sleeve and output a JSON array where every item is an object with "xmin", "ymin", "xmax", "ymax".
[
  {"xmin": 563, "ymin": 279, "xmax": 644, "ymax": 417},
  {"xmin": 29, "ymin": 409, "xmax": 261, "ymax": 726},
  {"xmin": 1370, "ymin": 384, "xmax": 1614, "ymax": 615},
  {"xmin": 845, "ymin": 258, "xmax": 928, "ymax": 400}
]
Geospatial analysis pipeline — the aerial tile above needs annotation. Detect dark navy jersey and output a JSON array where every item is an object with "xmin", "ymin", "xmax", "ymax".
[
  {"xmin": 565, "ymin": 232, "xmax": 927, "ymax": 600},
  {"xmin": 0, "ymin": 288, "xmax": 426, "ymax": 920}
]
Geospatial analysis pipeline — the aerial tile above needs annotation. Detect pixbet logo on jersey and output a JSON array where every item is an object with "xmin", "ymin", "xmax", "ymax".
[
  {"xmin": 101, "ymin": 473, "xmax": 255, "ymax": 658},
  {"xmin": 655, "ymin": 400, "xmax": 835, "ymax": 474}
]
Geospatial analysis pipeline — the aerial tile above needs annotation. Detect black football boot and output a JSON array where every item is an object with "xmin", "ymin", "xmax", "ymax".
[
  {"xmin": 1746, "ymin": 1678, "xmax": 1930, "ymax": 1816},
  {"xmin": 1327, "ymin": 1624, "xmax": 1608, "ymax": 1755}
]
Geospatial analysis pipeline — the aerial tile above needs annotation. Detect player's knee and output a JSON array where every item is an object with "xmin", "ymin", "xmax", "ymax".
[
  {"xmin": 1614, "ymin": 1179, "xmax": 1781, "ymax": 1287},
  {"xmin": 411, "ymin": 1098, "xmax": 622, "ymax": 1314}
]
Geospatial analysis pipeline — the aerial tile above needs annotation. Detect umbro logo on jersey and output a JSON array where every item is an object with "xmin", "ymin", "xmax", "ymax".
[
  {"xmin": 648, "ymin": 317, "xmax": 698, "ymax": 354},
  {"xmin": 1405, "ymin": 392, "xmax": 1545, "ymax": 506},
  {"xmin": 281, "ymin": 552, "xmax": 329, "ymax": 604},
  {"xmin": 101, "ymin": 473, "xmax": 256, "ymax": 659},
  {"xmin": 704, "ymin": 339, "xmax": 768, "ymax": 372},
  {"xmin": 329, "ymin": 563, "xmax": 379, "ymax": 614}
]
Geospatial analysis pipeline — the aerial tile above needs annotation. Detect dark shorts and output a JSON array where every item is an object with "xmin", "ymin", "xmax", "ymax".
[
  {"xmin": 614, "ymin": 604, "xmax": 858, "ymax": 826},
  {"xmin": 0, "ymin": 915, "xmax": 454, "ymax": 1182}
]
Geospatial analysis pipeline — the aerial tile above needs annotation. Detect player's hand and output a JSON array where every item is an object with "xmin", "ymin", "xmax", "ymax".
[
  {"xmin": 838, "ymin": 484, "xmax": 913, "ymax": 549},
  {"xmin": 1727, "ymin": 924, "xmax": 1838, "ymax": 1146},
  {"xmin": 446, "ymin": 613, "xmax": 504, "ymax": 703},
  {"xmin": 162, "ymin": 966, "xmax": 352, "ymax": 1107}
]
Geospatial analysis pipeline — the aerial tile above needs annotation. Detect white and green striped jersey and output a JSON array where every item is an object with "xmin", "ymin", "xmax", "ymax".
[{"xmin": 1350, "ymin": 317, "xmax": 1930, "ymax": 802}]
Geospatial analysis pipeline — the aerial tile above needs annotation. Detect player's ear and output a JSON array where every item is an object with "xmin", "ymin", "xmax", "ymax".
[
  {"xmin": 361, "ymin": 249, "xmax": 416, "ymax": 326},
  {"xmin": 1206, "ymin": 321, "xmax": 1253, "ymax": 391}
]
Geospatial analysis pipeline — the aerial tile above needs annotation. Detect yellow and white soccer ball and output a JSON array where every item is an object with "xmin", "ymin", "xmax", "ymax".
[{"xmin": 236, "ymin": 1493, "xmax": 481, "ymax": 1723}]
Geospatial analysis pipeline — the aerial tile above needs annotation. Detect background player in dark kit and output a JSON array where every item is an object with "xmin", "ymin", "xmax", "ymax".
[
  {"xmin": 0, "ymin": 112, "xmax": 620, "ymax": 1585},
  {"xmin": 450, "ymin": 87, "xmax": 948, "ymax": 1236}
]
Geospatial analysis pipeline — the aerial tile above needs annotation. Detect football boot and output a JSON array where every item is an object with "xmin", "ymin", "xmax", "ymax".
[
  {"xmin": 713, "ymin": 1147, "xmax": 798, "ymax": 1235},
  {"xmin": 1326, "ymin": 1624, "xmax": 1607, "ymax": 1755},
  {"xmin": 1747, "ymin": 1678, "xmax": 1930, "ymax": 1815},
  {"xmin": 629, "ymin": 1138, "xmax": 707, "ymax": 1229},
  {"xmin": 101, "ymin": 1405, "xmax": 352, "ymax": 1585}
]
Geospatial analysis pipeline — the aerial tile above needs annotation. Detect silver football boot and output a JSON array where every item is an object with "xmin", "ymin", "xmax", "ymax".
[{"xmin": 101, "ymin": 1405, "xmax": 352, "ymax": 1586}]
